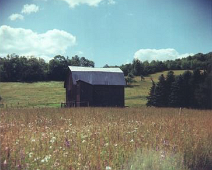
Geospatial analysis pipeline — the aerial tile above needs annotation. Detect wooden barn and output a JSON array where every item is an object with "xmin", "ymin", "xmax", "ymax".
[{"xmin": 64, "ymin": 66, "xmax": 126, "ymax": 107}]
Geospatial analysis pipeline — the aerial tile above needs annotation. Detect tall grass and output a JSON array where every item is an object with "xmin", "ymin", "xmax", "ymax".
[{"xmin": 1, "ymin": 107, "xmax": 212, "ymax": 169}]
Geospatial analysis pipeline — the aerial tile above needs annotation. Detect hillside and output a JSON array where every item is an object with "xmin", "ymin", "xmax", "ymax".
[
  {"xmin": 125, "ymin": 70, "xmax": 186, "ymax": 107},
  {"xmin": 0, "ymin": 70, "xmax": 185, "ymax": 108}
]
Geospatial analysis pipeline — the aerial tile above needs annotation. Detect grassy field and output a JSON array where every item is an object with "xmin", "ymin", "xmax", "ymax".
[
  {"xmin": 1, "ymin": 107, "xmax": 212, "ymax": 170},
  {"xmin": 0, "ymin": 81, "xmax": 65, "ymax": 108},
  {"xmin": 0, "ymin": 70, "xmax": 185, "ymax": 108}
]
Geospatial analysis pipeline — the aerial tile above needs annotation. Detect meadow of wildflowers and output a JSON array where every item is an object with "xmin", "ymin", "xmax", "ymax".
[{"xmin": 1, "ymin": 107, "xmax": 212, "ymax": 170}]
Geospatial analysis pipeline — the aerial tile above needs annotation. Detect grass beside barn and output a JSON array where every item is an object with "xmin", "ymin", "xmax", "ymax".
[
  {"xmin": 0, "ymin": 70, "xmax": 185, "ymax": 108},
  {"xmin": 1, "ymin": 107, "xmax": 212, "ymax": 169},
  {"xmin": 0, "ymin": 81, "xmax": 65, "ymax": 108}
]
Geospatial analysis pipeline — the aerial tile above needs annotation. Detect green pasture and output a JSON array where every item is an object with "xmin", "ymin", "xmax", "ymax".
[
  {"xmin": 0, "ymin": 70, "xmax": 186, "ymax": 108},
  {"xmin": 0, "ymin": 82, "xmax": 65, "ymax": 108}
]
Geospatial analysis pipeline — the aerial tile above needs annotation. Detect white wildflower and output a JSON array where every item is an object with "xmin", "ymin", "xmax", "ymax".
[
  {"xmin": 81, "ymin": 134, "xmax": 88, "ymax": 139},
  {"xmin": 50, "ymin": 137, "xmax": 56, "ymax": 143},
  {"xmin": 106, "ymin": 166, "xmax": 112, "ymax": 170},
  {"xmin": 29, "ymin": 152, "xmax": 33, "ymax": 158},
  {"xmin": 41, "ymin": 155, "xmax": 51, "ymax": 163}
]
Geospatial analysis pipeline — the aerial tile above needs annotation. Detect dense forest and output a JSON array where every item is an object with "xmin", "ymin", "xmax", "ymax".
[
  {"xmin": 0, "ymin": 54, "xmax": 94, "ymax": 82},
  {"xmin": 0, "ymin": 52, "xmax": 211, "ymax": 82}
]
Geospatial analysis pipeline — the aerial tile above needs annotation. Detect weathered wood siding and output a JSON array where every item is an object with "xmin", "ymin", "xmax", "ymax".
[
  {"xmin": 65, "ymin": 71, "xmax": 77, "ymax": 105},
  {"xmin": 76, "ymin": 80, "xmax": 93, "ymax": 106}
]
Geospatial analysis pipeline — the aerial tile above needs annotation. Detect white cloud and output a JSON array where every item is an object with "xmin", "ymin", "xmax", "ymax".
[
  {"xmin": 108, "ymin": 0, "xmax": 116, "ymax": 5},
  {"xmin": 0, "ymin": 25, "xmax": 76, "ymax": 60},
  {"xmin": 61, "ymin": 0, "xmax": 102, "ymax": 8},
  {"xmin": 59, "ymin": 0, "xmax": 115, "ymax": 8},
  {"xmin": 134, "ymin": 49, "xmax": 194, "ymax": 61},
  {"xmin": 9, "ymin": 14, "xmax": 24, "ymax": 21},
  {"xmin": 76, "ymin": 51, "xmax": 84, "ymax": 55},
  {"xmin": 21, "ymin": 4, "xmax": 39, "ymax": 14}
]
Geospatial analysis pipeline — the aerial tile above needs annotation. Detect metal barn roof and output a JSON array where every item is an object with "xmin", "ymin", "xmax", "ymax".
[
  {"xmin": 68, "ymin": 66, "xmax": 126, "ymax": 86},
  {"xmin": 68, "ymin": 66, "xmax": 122, "ymax": 73}
]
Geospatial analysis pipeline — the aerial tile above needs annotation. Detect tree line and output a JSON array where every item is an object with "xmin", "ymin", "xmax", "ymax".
[
  {"xmin": 120, "ymin": 52, "xmax": 212, "ymax": 77},
  {"xmin": 0, "ymin": 54, "xmax": 94, "ymax": 82},
  {"xmin": 0, "ymin": 52, "xmax": 211, "ymax": 82},
  {"xmin": 146, "ymin": 66, "xmax": 212, "ymax": 109}
]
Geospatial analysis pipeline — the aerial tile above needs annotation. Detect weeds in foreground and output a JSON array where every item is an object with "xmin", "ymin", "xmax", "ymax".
[{"xmin": 1, "ymin": 107, "xmax": 212, "ymax": 169}]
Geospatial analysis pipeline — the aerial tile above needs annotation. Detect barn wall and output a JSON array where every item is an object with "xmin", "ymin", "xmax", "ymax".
[
  {"xmin": 93, "ymin": 85, "xmax": 124, "ymax": 107},
  {"xmin": 65, "ymin": 71, "xmax": 77, "ymax": 105},
  {"xmin": 65, "ymin": 71, "xmax": 71, "ymax": 103},
  {"xmin": 76, "ymin": 80, "xmax": 93, "ymax": 106}
]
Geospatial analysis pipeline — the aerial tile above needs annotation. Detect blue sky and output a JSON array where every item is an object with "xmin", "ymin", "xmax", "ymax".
[{"xmin": 0, "ymin": 0, "xmax": 211, "ymax": 67}]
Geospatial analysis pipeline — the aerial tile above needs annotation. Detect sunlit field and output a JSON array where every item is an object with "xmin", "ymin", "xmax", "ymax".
[
  {"xmin": 0, "ymin": 81, "xmax": 65, "ymax": 108},
  {"xmin": 0, "ymin": 70, "xmax": 186, "ymax": 108},
  {"xmin": 1, "ymin": 107, "xmax": 212, "ymax": 170}
]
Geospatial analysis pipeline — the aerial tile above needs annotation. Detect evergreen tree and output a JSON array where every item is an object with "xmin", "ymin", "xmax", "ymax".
[
  {"xmin": 165, "ymin": 71, "xmax": 175, "ymax": 106},
  {"xmin": 194, "ymin": 65, "xmax": 212, "ymax": 109},
  {"xmin": 154, "ymin": 74, "xmax": 167, "ymax": 107},
  {"xmin": 181, "ymin": 71, "xmax": 193, "ymax": 107},
  {"xmin": 169, "ymin": 75, "xmax": 184, "ymax": 107},
  {"xmin": 146, "ymin": 78, "xmax": 156, "ymax": 106},
  {"xmin": 189, "ymin": 69, "xmax": 202, "ymax": 107}
]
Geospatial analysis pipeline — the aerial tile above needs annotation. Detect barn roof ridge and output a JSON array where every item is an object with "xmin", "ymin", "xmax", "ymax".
[
  {"xmin": 68, "ymin": 66, "xmax": 126, "ymax": 86},
  {"xmin": 68, "ymin": 66, "xmax": 122, "ymax": 73}
]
